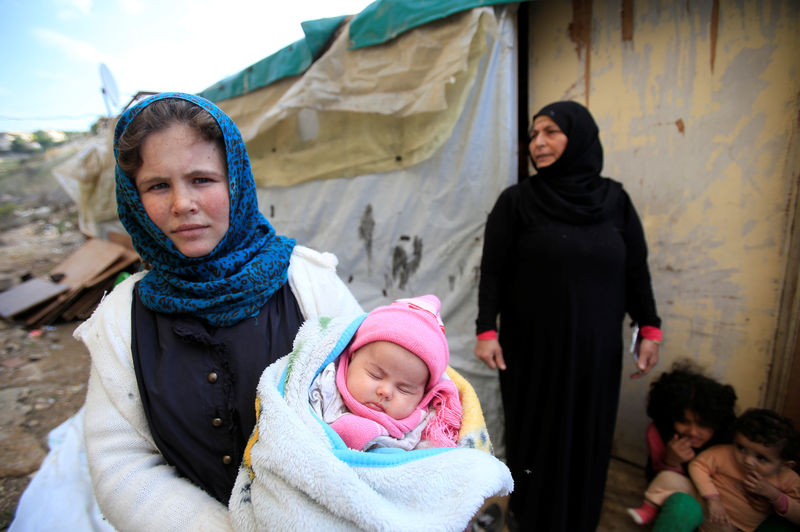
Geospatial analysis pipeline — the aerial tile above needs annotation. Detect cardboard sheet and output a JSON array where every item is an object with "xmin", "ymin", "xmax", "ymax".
[{"xmin": 0, "ymin": 278, "xmax": 70, "ymax": 319}]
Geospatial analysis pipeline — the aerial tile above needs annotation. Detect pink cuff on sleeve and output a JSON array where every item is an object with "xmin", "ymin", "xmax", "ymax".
[
  {"xmin": 477, "ymin": 330, "xmax": 497, "ymax": 341},
  {"xmin": 640, "ymin": 326, "xmax": 662, "ymax": 343},
  {"xmin": 772, "ymin": 492, "xmax": 789, "ymax": 515}
]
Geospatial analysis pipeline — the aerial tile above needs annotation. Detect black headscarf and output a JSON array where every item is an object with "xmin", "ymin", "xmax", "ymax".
[{"xmin": 524, "ymin": 101, "xmax": 621, "ymax": 224}]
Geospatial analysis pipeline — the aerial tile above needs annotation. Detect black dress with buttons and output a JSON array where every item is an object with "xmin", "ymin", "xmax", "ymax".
[{"xmin": 131, "ymin": 281, "xmax": 305, "ymax": 504}]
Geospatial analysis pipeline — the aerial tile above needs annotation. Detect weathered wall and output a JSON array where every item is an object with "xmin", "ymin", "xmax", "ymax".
[{"xmin": 527, "ymin": 0, "xmax": 800, "ymax": 463}]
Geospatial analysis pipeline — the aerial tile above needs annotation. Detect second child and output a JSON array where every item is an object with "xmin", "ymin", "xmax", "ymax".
[
  {"xmin": 689, "ymin": 408, "xmax": 800, "ymax": 531},
  {"xmin": 628, "ymin": 362, "xmax": 738, "ymax": 526}
]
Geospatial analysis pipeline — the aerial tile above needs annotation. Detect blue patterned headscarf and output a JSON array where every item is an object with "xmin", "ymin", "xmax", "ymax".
[{"xmin": 114, "ymin": 92, "xmax": 296, "ymax": 327}]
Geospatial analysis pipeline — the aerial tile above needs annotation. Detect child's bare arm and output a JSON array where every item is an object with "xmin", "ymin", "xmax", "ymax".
[
  {"xmin": 688, "ymin": 453, "xmax": 718, "ymax": 497},
  {"xmin": 688, "ymin": 453, "xmax": 735, "ymax": 525}
]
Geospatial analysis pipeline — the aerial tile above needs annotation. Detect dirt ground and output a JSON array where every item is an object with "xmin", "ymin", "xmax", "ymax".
[{"xmin": 0, "ymin": 212, "xmax": 90, "ymax": 530}]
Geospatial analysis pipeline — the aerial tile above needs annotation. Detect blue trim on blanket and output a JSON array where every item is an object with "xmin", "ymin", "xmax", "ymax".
[
  {"xmin": 318, "ymin": 314, "xmax": 367, "ymax": 377},
  {"xmin": 277, "ymin": 314, "xmax": 366, "ymax": 397},
  {"xmin": 332, "ymin": 443, "xmax": 453, "ymax": 467},
  {"xmin": 319, "ymin": 407, "xmax": 454, "ymax": 466}
]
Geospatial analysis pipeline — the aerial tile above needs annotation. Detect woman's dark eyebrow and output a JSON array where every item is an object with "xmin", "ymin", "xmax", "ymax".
[
  {"xmin": 135, "ymin": 174, "xmax": 167, "ymax": 188},
  {"xmin": 185, "ymin": 169, "xmax": 226, "ymax": 178}
]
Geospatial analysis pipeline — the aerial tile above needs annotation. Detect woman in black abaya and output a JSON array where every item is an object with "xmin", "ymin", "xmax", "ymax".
[{"xmin": 474, "ymin": 101, "xmax": 661, "ymax": 530}]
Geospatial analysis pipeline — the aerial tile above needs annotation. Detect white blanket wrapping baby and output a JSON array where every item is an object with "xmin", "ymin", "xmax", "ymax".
[{"xmin": 228, "ymin": 314, "xmax": 513, "ymax": 531}]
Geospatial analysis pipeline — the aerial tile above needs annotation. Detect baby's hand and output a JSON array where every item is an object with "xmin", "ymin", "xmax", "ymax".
[
  {"xmin": 707, "ymin": 498, "xmax": 731, "ymax": 526},
  {"xmin": 665, "ymin": 434, "xmax": 695, "ymax": 467},
  {"xmin": 741, "ymin": 471, "xmax": 781, "ymax": 501}
]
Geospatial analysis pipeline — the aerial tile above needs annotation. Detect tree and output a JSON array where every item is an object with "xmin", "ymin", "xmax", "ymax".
[
  {"xmin": 33, "ymin": 130, "xmax": 54, "ymax": 150},
  {"xmin": 11, "ymin": 136, "xmax": 31, "ymax": 152}
]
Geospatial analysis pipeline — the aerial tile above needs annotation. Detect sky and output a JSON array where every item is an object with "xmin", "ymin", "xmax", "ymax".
[{"xmin": 0, "ymin": 0, "xmax": 375, "ymax": 133}]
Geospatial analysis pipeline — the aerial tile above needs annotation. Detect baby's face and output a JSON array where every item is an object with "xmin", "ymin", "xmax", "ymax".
[
  {"xmin": 346, "ymin": 341, "xmax": 429, "ymax": 420},
  {"xmin": 733, "ymin": 432, "xmax": 786, "ymax": 478}
]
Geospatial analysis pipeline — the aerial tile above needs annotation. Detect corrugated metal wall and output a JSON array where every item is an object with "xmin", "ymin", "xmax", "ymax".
[{"xmin": 526, "ymin": 0, "xmax": 800, "ymax": 463}]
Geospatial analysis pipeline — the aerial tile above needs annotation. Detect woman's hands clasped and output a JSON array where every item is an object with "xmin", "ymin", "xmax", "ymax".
[{"xmin": 474, "ymin": 338, "xmax": 506, "ymax": 370}]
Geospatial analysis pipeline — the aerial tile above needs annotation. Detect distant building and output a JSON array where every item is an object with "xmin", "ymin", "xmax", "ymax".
[
  {"xmin": 43, "ymin": 129, "xmax": 68, "ymax": 143},
  {"xmin": 0, "ymin": 132, "xmax": 11, "ymax": 152},
  {"xmin": 1, "ymin": 132, "xmax": 44, "ymax": 152}
]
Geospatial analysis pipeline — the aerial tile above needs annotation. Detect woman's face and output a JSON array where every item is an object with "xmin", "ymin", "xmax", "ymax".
[
  {"xmin": 346, "ymin": 341, "xmax": 429, "ymax": 420},
  {"xmin": 529, "ymin": 115, "xmax": 568, "ymax": 168},
  {"xmin": 673, "ymin": 409, "xmax": 715, "ymax": 449},
  {"xmin": 136, "ymin": 123, "xmax": 230, "ymax": 258}
]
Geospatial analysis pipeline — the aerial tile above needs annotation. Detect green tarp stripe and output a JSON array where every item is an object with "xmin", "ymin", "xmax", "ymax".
[
  {"xmin": 200, "ymin": 1, "xmax": 525, "ymax": 103},
  {"xmin": 348, "ymin": 0, "xmax": 516, "ymax": 49},
  {"xmin": 199, "ymin": 15, "xmax": 348, "ymax": 102}
]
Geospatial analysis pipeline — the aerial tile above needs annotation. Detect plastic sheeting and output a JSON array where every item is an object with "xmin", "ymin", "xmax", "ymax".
[
  {"xmin": 349, "ymin": 0, "xmax": 514, "ymax": 49},
  {"xmin": 9, "ymin": 408, "xmax": 114, "ymax": 532},
  {"xmin": 257, "ymin": 5, "xmax": 518, "ymax": 454},
  {"xmin": 199, "ymin": 0, "xmax": 519, "ymax": 103},
  {"xmin": 59, "ymin": 7, "xmax": 506, "ymax": 237},
  {"xmin": 199, "ymin": 15, "xmax": 349, "ymax": 102},
  {"xmin": 219, "ymin": 7, "xmax": 500, "ymax": 187},
  {"xmin": 51, "ymin": 125, "xmax": 116, "ymax": 237}
]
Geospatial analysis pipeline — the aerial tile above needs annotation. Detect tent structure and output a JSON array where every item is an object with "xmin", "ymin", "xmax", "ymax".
[
  {"xmin": 56, "ymin": 0, "xmax": 523, "ymax": 451},
  {"xmin": 213, "ymin": 2, "xmax": 520, "ymax": 449}
]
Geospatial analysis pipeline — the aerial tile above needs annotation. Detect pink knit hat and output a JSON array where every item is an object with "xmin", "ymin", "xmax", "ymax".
[
  {"xmin": 336, "ymin": 294, "xmax": 462, "ymax": 448},
  {"xmin": 348, "ymin": 294, "xmax": 449, "ymax": 389}
]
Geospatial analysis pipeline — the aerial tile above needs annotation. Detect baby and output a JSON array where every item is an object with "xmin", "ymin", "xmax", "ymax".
[
  {"xmin": 229, "ymin": 295, "xmax": 513, "ymax": 531},
  {"xmin": 309, "ymin": 295, "xmax": 462, "ymax": 451},
  {"xmin": 689, "ymin": 408, "xmax": 800, "ymax": 530}
]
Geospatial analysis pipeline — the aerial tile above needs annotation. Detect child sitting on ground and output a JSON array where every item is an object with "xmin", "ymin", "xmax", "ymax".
[
  {"xmin": 689, "ymin": 408, "xmax": 800, "ymax": 531},
  {"xmin": 627, "ymin": 361, "xmax": 737, "ymax": 526},
  {"xmin": 309, "ymin": 294, "xmax": 462, "ymax": 451}
]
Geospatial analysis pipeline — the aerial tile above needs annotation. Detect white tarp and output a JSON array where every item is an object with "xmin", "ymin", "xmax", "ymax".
[
  {"xmin": 258, "ymin": 6, "xmax": 518, "ymax": 453},
  {"xmin": 52, "ymin": 125, "xmax": 116, "ymax": 237},
  {"xmin": 222, "ymin": 7, "xmax": 501, "ymax": 187}
]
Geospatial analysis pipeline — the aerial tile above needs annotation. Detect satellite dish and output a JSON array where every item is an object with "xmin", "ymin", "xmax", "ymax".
[{"xmin": 99, "ymin": 63, "xmax": 120, "ymax": 117}]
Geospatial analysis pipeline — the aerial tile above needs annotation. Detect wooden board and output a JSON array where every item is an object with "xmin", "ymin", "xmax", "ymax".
[
  {"xmin": 0, "ymin": 278, "xmax": 70, "ymax": 319},
  {"xmin": 83, "ymin": 248, "xmax": 140, "ymax": 288},
  {"xmin": 22, "ymin": 238, "xmax": 136, "ymax": 327},
  {"xmin": 49, "ymin": 238, "xmax": 126, "ymax": 289},
  {"xmin": 107, "ymin": 230, "xmax": 135, "ymax": 251}
]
